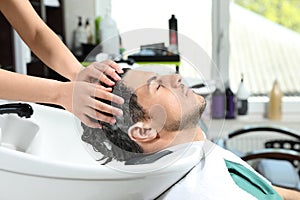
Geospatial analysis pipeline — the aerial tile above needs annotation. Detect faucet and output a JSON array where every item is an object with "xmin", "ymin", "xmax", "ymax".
[{"xmin": 0, "ymin": 103, "xmax": 33, "ymax": 118}]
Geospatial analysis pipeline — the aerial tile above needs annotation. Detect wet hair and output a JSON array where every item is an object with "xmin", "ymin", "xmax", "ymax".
[{"xmin": 81, "ymin": 68, "xmax": 150, "ymax": 164}]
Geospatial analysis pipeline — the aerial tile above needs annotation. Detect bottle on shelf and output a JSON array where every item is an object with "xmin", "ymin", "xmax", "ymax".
[
  {"xmin": 74, "ymin": 16, "xmax": 87, "ymax": 56},
  {"xmin": 94, "ymin": 16, "xmax": 102, "ymax": 45},
  {"xmin": 267, "ymin": 79, "xmax": 283, "ymax": 120},
  {"xmin": 100, "ymin": 2, "xmax": 120, "ymax": 58},
  {"xmin": 225, "ymin": 85, "xmax": 236, "ymax": 119},
  {"xmin": 236, "ymin": 73, "xmax": 250, "ymax": 115},
  {"xmin": 85, "ymin": 18, "xmax": 93, "ymax": 44},
  {"xmin": 168, "ymin": 14, "xmax": 178, "ymax": 54},
  {"xmin": 211, "ymin": 88, "xmax": 225, "ymax": 119}
]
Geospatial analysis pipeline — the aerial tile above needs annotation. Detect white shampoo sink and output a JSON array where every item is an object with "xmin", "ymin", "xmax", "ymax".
[
  {"xmin": 0, "ymin": 114, "xmax": 39, "ymax": 151},
  {"xmin": 0, "ymin": 102, "xmax": 201, "ymax": 200}
]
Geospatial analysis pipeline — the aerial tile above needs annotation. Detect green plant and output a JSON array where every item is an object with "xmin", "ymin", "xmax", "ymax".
[{"xmin": 235, "ymin": 0, "xmax": 300, "ymax": 33}]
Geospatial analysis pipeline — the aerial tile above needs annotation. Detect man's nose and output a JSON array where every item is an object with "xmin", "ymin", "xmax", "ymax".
[
  {"xmin": 161, "ymin": 74, "xmax": 182, "ymax": 88},
  {"xmin": 172, "ymin": 74, "xmax": 182, "ymax": 88}
]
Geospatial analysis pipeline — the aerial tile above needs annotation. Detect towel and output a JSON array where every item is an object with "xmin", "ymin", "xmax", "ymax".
[
  {"xmin": 225, "ymin": 159, "xmax": 282, "ymax": 200},
  {"xmin": 160, "ymin": 140, "xmax": 280, "ymax": 200}
]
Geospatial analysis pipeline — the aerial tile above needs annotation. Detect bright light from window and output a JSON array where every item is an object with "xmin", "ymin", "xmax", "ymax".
[
  {"xmin": 229, "ymin": 3, "xmax": 300, "ymax": 96},
  {"xmin": 111, "ymin": 0, "xmax": 212, "ymax": 79}
]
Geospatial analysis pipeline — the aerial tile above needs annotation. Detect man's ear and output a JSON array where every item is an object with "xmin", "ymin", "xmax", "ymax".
[{"xmin": 128, "ymin": 122, "xmax": 158, "ymax": 143}]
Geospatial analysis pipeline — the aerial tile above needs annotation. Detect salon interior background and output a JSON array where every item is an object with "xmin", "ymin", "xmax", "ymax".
[
  {"xmin": 1, "ymin": 0, "xmax": 299, "ymax": 112},
  {"xmin": 61, "ymin": 0, "xmax": 300, "ymax": 99}
]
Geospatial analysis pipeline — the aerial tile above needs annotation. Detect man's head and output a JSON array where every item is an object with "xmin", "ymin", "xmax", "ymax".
[{"xmin": 81, "ymin": 68, "xmax": 206, "ymax": 163}]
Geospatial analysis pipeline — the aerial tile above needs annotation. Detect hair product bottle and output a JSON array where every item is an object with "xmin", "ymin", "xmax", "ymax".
[
  {"xmin": 225, "ymin": 86, "xmax": 236, "ymax": 119},
  {"xmin": 168, "ymin": 14, "xmax": 178, "ymax": 54},
  {"xmin": 85, "ymin": 18, "xmax": 93, "ymax": 44},
  {"xmin": 100, "ymin": 2, "xmax": 120, "ymax": 58},
  {"xmin": 211, "ymin": 88, "xmax": 225, "ymax": 119},
  {"xmin": 236, "ymin": 74, "xmax": 250, "ymax": 115},
  {"xmin": 94, "ymin": 16, "xmax": 102, "ymax": 45},
  {"xmin": 268, "ymin": 79, "xmax": 283, "ymax": 120},
  {"xmin": 74, "ymin": 16, "xmax": 87, "ymax": 56}
]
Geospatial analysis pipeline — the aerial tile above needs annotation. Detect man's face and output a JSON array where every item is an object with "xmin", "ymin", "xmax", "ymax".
[{"xmin": 122, "ymin": 70, "xmax": 206, "ymax": 132}]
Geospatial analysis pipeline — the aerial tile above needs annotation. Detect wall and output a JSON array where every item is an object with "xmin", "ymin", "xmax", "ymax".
[
  {"xmin": 111, "ymin": 0, "xmax": 213, "ymax": 82},
  {"xmin": 63, "ymin": 0, "xmax": 109, "ymax": 49},
  {"xmin": 63, "ymin": 0, "xmax": 212, "ymax": 80},
  {"xmin": 0, "ymin": 12, "xmax": 14, "ymax": 70}
]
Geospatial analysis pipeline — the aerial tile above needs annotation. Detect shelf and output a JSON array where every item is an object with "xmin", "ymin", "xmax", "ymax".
[{"xmin": 128, "ymin": 54, "xmax": 181, "ymax": 73}]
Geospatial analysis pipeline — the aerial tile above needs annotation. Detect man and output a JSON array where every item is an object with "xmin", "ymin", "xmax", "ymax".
[{"xmin": 82, "ymin": 68, "xmax": 300, "ymax": 199}]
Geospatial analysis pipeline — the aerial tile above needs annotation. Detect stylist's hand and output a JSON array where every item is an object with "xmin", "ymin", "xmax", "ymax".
[
  {"xmin": 72, "ymin": 60, "xmax": 125, "ymax": 128},
  {"xmin": 76, "ymin": 60, "xmax": 124, "ymax": 85}
]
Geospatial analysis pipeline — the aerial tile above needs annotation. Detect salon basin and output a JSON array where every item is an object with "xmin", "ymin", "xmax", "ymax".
[
  {"xmin": 0, "ymin": 101, "xmax": 201, "ymax": 200},
  {"xmin": 0, "ymin": 115, "xmax": 38, "ymax": 151}
]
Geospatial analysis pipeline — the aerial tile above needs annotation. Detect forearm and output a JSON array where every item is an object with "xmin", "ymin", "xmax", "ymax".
[
  {"xmin": 30, "ymin": 26, "xmax": 83, "ymax": 81},
  {"xmin": 0, "ymin": 0, "xmax": 83, "ymax": 81},
  {"xmin": 273, "ymin": 186, "xmax": 300, "ymax": 200},
  {"xmin": 0, "ymin": 69, "xmax": 69, "ymax": 107}
]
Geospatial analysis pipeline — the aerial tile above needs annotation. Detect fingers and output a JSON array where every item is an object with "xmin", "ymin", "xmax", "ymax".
[
  {"xmin": 81, "ymin": 100, "xmax": 120, "ymax": 128},
  {"xmin": 73, "ymin": 65, "xmax": 126, "ymax": 128},
  {"xmin": 86, "ymin": 60, "xmax": 123, "ymax": 85},
  {"xmin": 80, "ymin": 64, "xmax": 115, "ymax": 86},
  {"xmin": 80, "ymin": 115, "xmax": 103, "ymax": 129},
  {"xmin": 102, "ymin": 60, "xmax": 124, "ymax": 74},
  {"xmin": 93, "ymin": 85, "xmax": 124, "ymax": 105},
  {"xmin": 101, "ymin": 86, "xmax": 112, "ymax": 92},
  {"xmin": 74, "ymin": 83, "xmax": 124, "ymax": 127},
  {"xmin": 92, "ymin": 97, "xmax": 123, "ymax": 116},
  {"xmin": 85, "ymin": 105, "xmax": 117, "ymax": 124},
  {"xmin": 88, "ymin": 85, "xmax": 123, "ymax": 116},
  {"xmin": 92, "ymin": 61, "xmax": 122, "ymax": 83},
  {"xmin": 83, "ymin": 85, "xmax": 124, "ymax": 124}
]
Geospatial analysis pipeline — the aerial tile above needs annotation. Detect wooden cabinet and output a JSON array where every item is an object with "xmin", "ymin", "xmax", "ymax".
[
  {"xmin": 30, "ymin": 0, "xmax": 65, "ymax": 43},
  {"xmin": 28, "ymin": 0, "xmax": 68, "ymax": 81},
  {"xmin": 0, "ymin": 12, "xmax": 14, "ymax": 71},
  {"xmin": 0, "ymin": 0, "xmax": 68, "ymax": 81}
]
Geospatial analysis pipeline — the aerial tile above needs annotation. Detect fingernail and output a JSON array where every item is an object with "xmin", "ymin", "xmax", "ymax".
[
  {"xmin": 116, "ymin": 109, "xmax": 123, "ymax": 116},
  {"xmin": 115, "ymin": 74, "xmax": 122, "ymax": 81},
  {"xmin": 106, "ymin": 87, "xmax": 112, "ymax": 92},
  {"xmin": 110, "ymin": 118, "xmax": 116, "ymax": 124},
  {"xmin": 118, "ymin": 97, "xmax": 125, "ymax": 104}
]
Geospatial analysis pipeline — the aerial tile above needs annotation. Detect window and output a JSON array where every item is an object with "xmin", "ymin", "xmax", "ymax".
[
  {"xmin": 111, "ymin": 0, "xmax": 300, "ymax": 114},
  {"xmin": 229, "ymin": 1, "xmax": 300, "ymax": 97}
]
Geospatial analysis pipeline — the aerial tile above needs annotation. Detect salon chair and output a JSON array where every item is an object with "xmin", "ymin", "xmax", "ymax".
[{"xmin": 214, "ymin": 125, "xmax": 300, "ymax": 190}]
